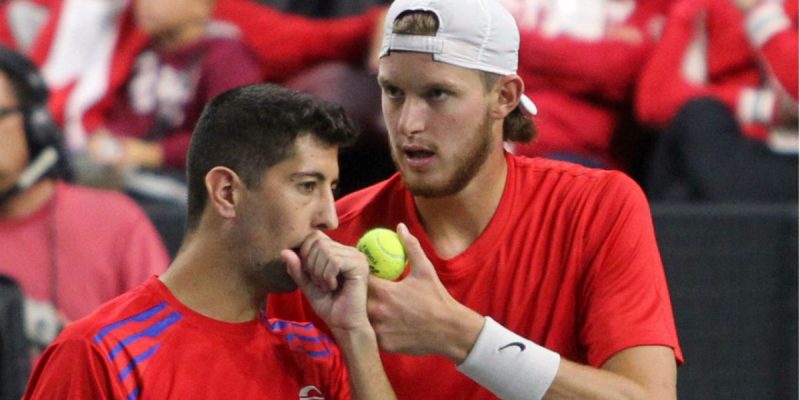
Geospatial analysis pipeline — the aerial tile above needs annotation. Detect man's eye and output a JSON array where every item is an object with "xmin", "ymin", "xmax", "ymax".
[
  {"xmin": 298, "ymin": 182, "xmax": 316, "ymax": 194},
  {"xmin": 427, "ymin": 89, "xmax": 449, "ymax": 100},
  {"xmin": 384, "ymin": 86, "xmax": 403, "ymax": 99}
]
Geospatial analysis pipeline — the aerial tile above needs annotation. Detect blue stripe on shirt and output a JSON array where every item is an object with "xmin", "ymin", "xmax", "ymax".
[
  {"xmin": 118, "ymin": 343, "xmax": 161, "ymax": 381},
  {"xmin": 107, "ymin": 311, "xmax": 182, "ymax": 361},
  {"xmin": 93, "ymin": 302, "xmax": 168, "ymax": 344},
  {"xmin": 269, "ymin": 319, "xmax": 316, "ymax": 331}
]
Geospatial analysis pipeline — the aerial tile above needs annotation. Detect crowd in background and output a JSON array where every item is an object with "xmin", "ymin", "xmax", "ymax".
[{"xmin": 0, "ymin": 0, "xmax": 796, "ymax": 395}]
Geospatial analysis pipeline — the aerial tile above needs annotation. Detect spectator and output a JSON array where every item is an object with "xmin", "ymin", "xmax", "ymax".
[
  {"xmin": 0, "ymin": 46, "xmax": 168, "ymax": 355},
  {"xmin": 270, "ymin": 1, "xmax": 682, "ymax": 399},
  {"xmin": 80, "ymin": 0, "xmax": 261, "ymax": 178},
  {"xmin": 636, "ymin": 0, "xmax": 798, "ymax": 201},
  {"xmin": 24, "ymin": 83, "xmax": 397, "ymax": 400},
  {"xmin": 503, "ymin": 0, "xmax": 672, "ymax": 171}
]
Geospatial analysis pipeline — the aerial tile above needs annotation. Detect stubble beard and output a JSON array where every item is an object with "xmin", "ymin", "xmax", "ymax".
[
  {"xmin": 252, "ymin": 257, "xmax": 298, "ymax": 293},
  {"xmin": 392, "ymin": 111, "xmax": 494, "ymax": 198}
]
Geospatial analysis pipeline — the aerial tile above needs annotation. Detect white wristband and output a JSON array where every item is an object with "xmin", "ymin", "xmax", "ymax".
[{"xmin": 457, "ymin": 317, "xmax": 560, "ymax": 400}]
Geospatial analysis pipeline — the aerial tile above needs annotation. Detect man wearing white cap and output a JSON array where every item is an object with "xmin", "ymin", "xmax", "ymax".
[{"xmin": 270, "ymin": 1, "xmax": 683, "ymax": 399}]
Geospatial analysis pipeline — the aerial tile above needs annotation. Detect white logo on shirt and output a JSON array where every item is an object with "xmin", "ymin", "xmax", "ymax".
[{"xmin": 299, "ymin": 385, "xmax": 325, "ymax": 400}]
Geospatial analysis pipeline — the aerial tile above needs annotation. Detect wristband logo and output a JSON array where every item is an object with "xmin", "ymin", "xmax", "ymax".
[
  {"xmin": 498, "ymin": 342, "xmax": 526, "ymax": 353},
  {"xmin": 299, "ymin": 385, "xmax": 325, "ymax": 400}
]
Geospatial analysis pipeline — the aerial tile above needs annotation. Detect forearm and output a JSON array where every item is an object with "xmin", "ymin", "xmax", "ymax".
[
  {"xmin": 457, "ymin": 318, "xmax": 677, "ymax": 400},
  {"xmin": 332, "ymin": 326, "xmax": 397, "ymax": 400},
  {"xmin": 545, "ymin": 356, "xmax": 675, "ymax": 400}
]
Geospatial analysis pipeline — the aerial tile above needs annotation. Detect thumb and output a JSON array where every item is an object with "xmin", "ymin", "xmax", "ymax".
[
  {"xmin": 396, "ymin": 223, "xmax": 435, "ymax": 278},
  {"xmin": 281, "ymin": 249, "xmax": 307, "ymax": 288}
]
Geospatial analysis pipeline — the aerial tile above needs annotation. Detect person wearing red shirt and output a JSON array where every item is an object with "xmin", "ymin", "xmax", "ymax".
[
  {"xmin": 0, "ymin": 46, "xmax": 168, "ymax": 372},
  {"xmin": 269, "ymin": 1, "xmax": 683, "ymax": 399},
  {"xmin": 82, "ymin": 0, "xmax": 262, "ymax": 174},
  {"xmin": 23, "ymin": 84, "xmax": 397, "ymax": 399},
  {"xmin": 636, "ymin": 0, "xmax": 798, "ymax": 201},
  {"xmin": 505, "ymin": 0, "xmax": 671, "ymax": 169}
]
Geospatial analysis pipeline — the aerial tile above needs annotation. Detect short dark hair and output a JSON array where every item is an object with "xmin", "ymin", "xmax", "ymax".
[
  {"xmin": 185, "ymin": 83, "xmax": 358, "ymax": 231},
  {"xmin": 392, "ymin": 11, "xmax": 536, "ymax": 143}
]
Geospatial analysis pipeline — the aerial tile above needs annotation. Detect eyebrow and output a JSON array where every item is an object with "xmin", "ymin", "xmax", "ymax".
[
  {"xmin": 377, "ymin": 75, "xmax": 460, "ymax": 93},
  {"xmin": 289, "ymin": 172, "xmax": 339, "ymax": 186},
  {"xmin": 377, "ymin": 76, "xmax": 392, "ymax": 88}
]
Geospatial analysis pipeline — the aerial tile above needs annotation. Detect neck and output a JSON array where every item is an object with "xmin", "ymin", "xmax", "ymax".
[
  {"xmin": 1, "ymin": 179, "xmax": 56, "ymax": 219},
  {"xmin": 413, "ymin": 149, "xmax": 508, "ymax": 259},
  {"xmin": 160, "ymin": 229, "xmax": 264, "ymax": 323}
]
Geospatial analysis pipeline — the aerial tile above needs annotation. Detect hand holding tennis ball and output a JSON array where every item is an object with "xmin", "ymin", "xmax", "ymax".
[{"xmin": 357, "ymin": 228, "xmax": 407, "ymax": 280}]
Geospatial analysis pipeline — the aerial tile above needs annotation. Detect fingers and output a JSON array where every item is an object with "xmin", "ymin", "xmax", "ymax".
[
  {"xmin": 282, "ymin": 249, "xmax": 307, "ymax": 288},
  {"xmin": 396, "ymin": 223, "xmax": 435, "ymax": 279},
  {"xmin": 296, "ymin": 231, "xmax": 369, "ymax": 292}
]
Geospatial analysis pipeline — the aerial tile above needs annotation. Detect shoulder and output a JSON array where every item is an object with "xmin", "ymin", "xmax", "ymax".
[
  {"xmin": 509, "ymin": 155, "xmax": 648, "ymax": 223},
  {"xmin": 58, "ymin": 182, "xmax": 143, "ymax": 212},
  {"xmin": 512, "ymin": 155, "xmax": 641, "ymax": 196},
  {"xmin": 25, "ymin": 282, "xmax": 162, "ymax": 397},
  {"xmin": 56, "ymin": 182, "xmax": 152, "ymax": 229},
  {"xmin": 59, "ymin": 278, "xmax": 163, "ymax": 342}
]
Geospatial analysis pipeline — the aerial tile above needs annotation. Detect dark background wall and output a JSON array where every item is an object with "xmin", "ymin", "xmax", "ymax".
[{"xmin": 652, "ymin": 203, "xmax": 798, "ymax": 399}]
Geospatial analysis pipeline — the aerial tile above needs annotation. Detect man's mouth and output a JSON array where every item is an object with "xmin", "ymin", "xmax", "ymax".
[{"xmin": 402, "ymin": 145, "xmax": 436, "ymax": 167}]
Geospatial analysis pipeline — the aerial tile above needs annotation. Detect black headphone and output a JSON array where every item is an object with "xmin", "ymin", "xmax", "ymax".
[
  {"xmin": 0, "ymin": 46, "xmax": 71, "ymax": 205},
  {"xmin": 0, "ymin": 45, "xmax": 61, "ymax": 157}
]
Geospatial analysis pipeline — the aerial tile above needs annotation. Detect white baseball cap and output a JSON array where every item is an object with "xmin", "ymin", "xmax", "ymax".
[{"xmin": 379, "ymin": 0, "xmax": 537, "ymax": 115}]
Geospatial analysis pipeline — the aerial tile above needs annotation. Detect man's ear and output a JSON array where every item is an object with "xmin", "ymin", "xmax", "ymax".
[
  {"xmin": 204, "ymin": 166, "xmax": 242, "ymax": 220},
  {"xmin": 491, "ymin": 75, "xmax": 525, "ymax": 119}
]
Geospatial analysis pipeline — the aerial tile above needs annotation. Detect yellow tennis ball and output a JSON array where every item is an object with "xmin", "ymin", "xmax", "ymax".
[{"xmin": 357, "ymin": 228, "xmax": 407, "ymax": 280}]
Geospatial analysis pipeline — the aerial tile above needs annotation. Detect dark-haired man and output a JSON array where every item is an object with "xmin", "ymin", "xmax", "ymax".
[{"xmin": 24, "ymin": 84, "xmax": 396, "ymax": 399}]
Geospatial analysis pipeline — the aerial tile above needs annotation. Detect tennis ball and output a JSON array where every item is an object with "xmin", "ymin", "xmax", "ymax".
[{"xmin": 356, "ymin": 228, "xmax": 407, "ymax": 280}]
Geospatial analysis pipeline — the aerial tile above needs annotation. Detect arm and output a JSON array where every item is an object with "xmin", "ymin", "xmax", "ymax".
[
  {"xmin": 213, "ymin": 0, "xmax": 383, "ymax": 82},
  {"xmin": 737, "ymin": 0, "xmax": 798, "ymax": 99},
  {"xmin": 517, "ymin": 1, "xmax": 666, "ymax": 101},
  {"xmin": 282, "ymin": 230, "xmax": 397, "ymax": 400},
  {"xmin": 635, "ymin": 0, "xmax": 719, "ymax": 127},
  {"xmin": 369, "ymin": 215, "xmax": 678, "ymax": 399},
  {"xmin": 24, "ymin": 338, "xmax": 123, "ymax": 399},
  {"xmin": 519, "ymin": 28, "xmax": 654, "ymax": 101}
]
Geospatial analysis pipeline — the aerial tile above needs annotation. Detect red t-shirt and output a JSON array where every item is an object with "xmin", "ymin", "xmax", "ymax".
[
  {"xmin": 0, "ymin": 182, "xmax": 168, "ymax": 323},
  {"xmin": 269, "ymin": 153, "xmax": 683, "ymax": 399},
  {"xmin": 24, "ymin": 276, "xmax": 350, "ymax": 400}
]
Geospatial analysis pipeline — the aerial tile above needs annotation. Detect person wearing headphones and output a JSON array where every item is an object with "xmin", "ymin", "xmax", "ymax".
[{"xmin": 0, "ymin": 46, "xmax": 169, "ymax": 366}]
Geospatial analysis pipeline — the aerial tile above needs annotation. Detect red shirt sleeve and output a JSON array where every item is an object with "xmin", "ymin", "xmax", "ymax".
[
  {"xmin": 760, "ymin": 29, "xmax": 799, "ymax": 100},
  {"xmin": 635, "ymin": 0, "xmax": 718, "ymax": 126},
  {"xmin": 517, "ymin": 1, "xmax": 666, "ymax": 102},
  {"xmin": 213, "ymin": 0, "xmax": 382, "ymax": 82},
  {"xmin": 578, "ymin": 172, "xmax": 683, "ymax": 367},
  {"xmin": 754, "ymin": 1, "xmax": 798, "ymax": 100},
  {"xmin": 24, "ymin": 338, "xmax": 124, "ymax": 399}
]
